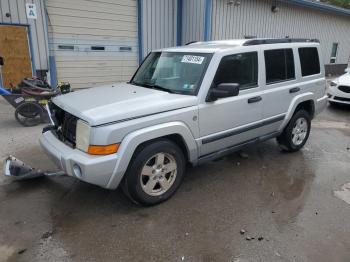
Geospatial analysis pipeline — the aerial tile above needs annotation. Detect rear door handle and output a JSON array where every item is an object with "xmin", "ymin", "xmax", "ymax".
[
  {"xmin": 248, "ymin": 96, "xmax": 262, "ymax": 104},
  {"xmin": 289, "ymin": 87, "xmax": 300, "ymax": 93}
]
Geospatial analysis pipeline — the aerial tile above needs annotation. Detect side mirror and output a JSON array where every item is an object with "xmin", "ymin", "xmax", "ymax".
[
  {"xmin": 345, "ymin": 68, "xmax": 350, "ymax": 74},
  {"xmin": 206, "ymin": 83, "xmax": 240, "ymax": 102},
  {"xmin": 0, "ymin": 56, "xmax": 3, "ymax": 66}
]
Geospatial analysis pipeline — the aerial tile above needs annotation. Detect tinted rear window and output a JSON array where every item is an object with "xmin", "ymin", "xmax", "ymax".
[
  {"xmin": 298, "ymin": 47, "xmax": 320, "ymax": 76},
  {"xmin": 264, "ymin": 49, "xmax": 295, "ymax": 84}
]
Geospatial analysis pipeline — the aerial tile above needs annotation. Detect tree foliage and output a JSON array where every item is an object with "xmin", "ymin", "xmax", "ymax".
[{"xmin": 320, "ymin": 0, "xmax": 350, "ymax": 9}]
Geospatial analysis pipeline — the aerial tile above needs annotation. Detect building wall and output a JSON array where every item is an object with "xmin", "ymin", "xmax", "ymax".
[
  {"xmin": 2, "ymin": 0, "xmax": 349, "ymax": 88},
  {"xmin": 0, "ymin": 0, "xmax": 49, "ymax": 75},
  {"xmin": 210, "ymin": 0, "xmax": 350, "ymax": 69},
  {"xmin": 141, "ymin": 0, "xmax": 178, "ymax": 58},
  {"xmin": 181, "ymin": 0, "xmax": 206, "ymax": 44},
  {"xmin": 45, "ymin": 0, "xmax": 138, "ymax": 88},
  {"xmin": 141, "ymin": 0, "xmax": 208, "ymax": 57}
]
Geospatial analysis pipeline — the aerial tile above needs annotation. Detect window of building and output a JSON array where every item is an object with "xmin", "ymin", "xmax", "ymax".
[
  {"xmin": 298, "ymin": 47, "xmax": 320, "ymax": 77},
  {"xmin": 213, "ymin": 52, "xmax": 258, "ymax": 90},
  {"xmin": 330, "ymin": 43, "xmax": 338, "ymax": 64},
  {"xmin": 264, "ymin": 49, "xmax": 295, "ymax": 84}
]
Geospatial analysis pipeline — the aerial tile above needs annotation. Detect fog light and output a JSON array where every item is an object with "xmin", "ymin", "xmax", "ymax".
[{"xmin": 72, "ymin": 164, "xmax": 82, "ymax": 178}]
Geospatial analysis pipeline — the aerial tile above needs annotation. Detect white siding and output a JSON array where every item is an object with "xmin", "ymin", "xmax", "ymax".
[
  {"xmin": 141, "ymin": 0, "xmax": 177, "ymax": 58},
  {"xmin": 182, "ymin": 0, "xmax": 205, "ymax": 44},
  {"xmin": 46, "ymin": 0, "xmax": 138, "ymax": 88},
  {"xmin": 211, "ymin": 0, "xmax": 350, "ymax": 65},
  {"xmin": 0, "ymin": 0, "xmax": 49, "ymax": 71}
]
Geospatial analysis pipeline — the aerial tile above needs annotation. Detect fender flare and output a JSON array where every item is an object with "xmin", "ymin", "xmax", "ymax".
[
  {"xmin": 106, "ymin": 121, "xmax": 198, "ymax": 189},
  {"xmin": 279, "ymin": 92, "xmax": 315, "ymax": 131}
]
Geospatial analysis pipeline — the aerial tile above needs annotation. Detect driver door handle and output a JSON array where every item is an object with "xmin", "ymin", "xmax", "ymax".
[
  {"xmin": 248, "ymin": 96, "xmax": 262, "ymax": 104},
  {"xmin": 289, "ymin": 87, "xmax": 300, "ymax": 93}
]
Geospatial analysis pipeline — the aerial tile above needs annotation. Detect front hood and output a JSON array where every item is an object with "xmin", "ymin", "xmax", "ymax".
[
  {"xmin": 52, "ymin": 83, "xmax": 197, "ymax": 126},
  {"xmin": 337, "ymin": 73, "xmax": 350, "ymax": 85}
]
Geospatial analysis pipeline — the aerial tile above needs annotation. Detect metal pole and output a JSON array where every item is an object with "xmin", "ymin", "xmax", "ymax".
[
  {"xmin": 0, "ymin": 65, "xmax": 3, "ymax": 88},
  {"xmin": 0, "ymin": 55, "xmax": 4, "ymax": 88}
]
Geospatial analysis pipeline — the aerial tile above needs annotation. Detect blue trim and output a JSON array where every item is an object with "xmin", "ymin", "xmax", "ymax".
[
  {"xmin": 49, "ymin": 56, "xmax": 57, "ymax": 88},
  {"xmin": 0, "ymin": 23, "xmax": 36, "ymax": 77},
  {"xmin": 137, "ymin": 0, "xmax": 143, "ymax": 65},
  {"xmin": 280, "ymin": 0, "xmax": 350, "ymax": 16},
  {"xmin": 204, "ymin": 0, "xmax": 212, "ymax": 41},
  {"xmin": 0, "ymin": 66, "xmax": 3, "ymax": 88},
  {"xmin": 0, "ymin": 86, "xmax": 11, "ymax": 95},
  {"xmin": 0, "ymin": 22, "xmax": 29, "ymax": 26},
  {"xmin": 176, "ymin": 0, "xmax": 183, "ymax": 46}
]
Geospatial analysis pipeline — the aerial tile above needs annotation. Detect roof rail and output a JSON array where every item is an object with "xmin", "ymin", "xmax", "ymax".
[{"xmin": 243, "ymin": 38, "xmax": 320, "ymax": 46}]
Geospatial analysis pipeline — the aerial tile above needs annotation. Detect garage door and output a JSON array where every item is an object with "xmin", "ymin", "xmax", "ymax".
[{"xmin": 46, "ymin": 0, "xmax": 138, "ymax": 89}]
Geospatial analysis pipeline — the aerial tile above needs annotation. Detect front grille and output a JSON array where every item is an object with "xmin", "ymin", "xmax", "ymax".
[
  {"xmin": 338, "ymin": 85, "xmax": 350, "ymax": 93},
  {"xmin": 50, "ymin": 103, "xmax": 78, "ymax": 147},
  {"xmin": 334, "ymin": 96, "xmax": 350, "ymax": 102}
]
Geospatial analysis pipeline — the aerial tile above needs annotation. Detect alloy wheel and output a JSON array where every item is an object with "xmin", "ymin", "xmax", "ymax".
[{"xmin": 140, "ymin": 152, "xmax": 177, "ymax": 196}]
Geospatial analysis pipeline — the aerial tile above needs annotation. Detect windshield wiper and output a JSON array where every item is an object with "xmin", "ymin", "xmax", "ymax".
[
  {"xmin": 148, "ymin": 84, "xmax": 175, "ymax": 93},
  {"xmin": 131, "ymin": 82, "xmax": 175, "ymax": 94}
]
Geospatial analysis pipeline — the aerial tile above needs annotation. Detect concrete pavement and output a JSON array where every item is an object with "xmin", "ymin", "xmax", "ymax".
[{"xmin": 0, "ymin": 97, "xmax": 350, "ymax": 262}]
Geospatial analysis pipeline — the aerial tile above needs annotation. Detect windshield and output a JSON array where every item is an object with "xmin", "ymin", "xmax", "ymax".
[{"xmin": 130, "ymin": 52, "xmax": 212, "ymax": 95}]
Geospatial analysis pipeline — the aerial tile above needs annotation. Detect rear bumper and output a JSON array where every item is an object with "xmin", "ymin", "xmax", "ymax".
[{"xmin": 39, "ymin": 131, "xmax": 118, "ymax": 188}]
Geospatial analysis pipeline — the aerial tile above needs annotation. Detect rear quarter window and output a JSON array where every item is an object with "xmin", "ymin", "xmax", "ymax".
[{"xmin": 298, "ymin": 47, "xmax": 320, "ymax": 77}]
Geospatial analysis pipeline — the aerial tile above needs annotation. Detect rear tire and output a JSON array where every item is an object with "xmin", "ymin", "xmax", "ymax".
[
  {"xmin": 277, "ymin": 110, "xmax": 311, "ymax": 152},
  {"xmin": 122, "ymin": 139, "xmax": 186, "ymax": 206}
]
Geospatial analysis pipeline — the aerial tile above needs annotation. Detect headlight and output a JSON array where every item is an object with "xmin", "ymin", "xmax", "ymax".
[
  {"xmin": 330, "ymin": 81, "xmax": 337, "ymax": 87},
  {"xmin": 76, "ymin": 120, "xmax": 90, "ymax": 152}
]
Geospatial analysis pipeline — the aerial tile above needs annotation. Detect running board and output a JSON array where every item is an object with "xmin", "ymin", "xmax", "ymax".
[
  {"xmin": 3, "ymin": 155, "xmax": 65, "ymax": 180},
  {"xmin": 197, "ymin": 131, "xmax": 280, "ymax": 165}
]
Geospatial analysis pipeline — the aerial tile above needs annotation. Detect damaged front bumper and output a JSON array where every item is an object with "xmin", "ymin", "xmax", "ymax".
[
  {"xmin": 3, "ymin": 155, "xmax": 65, "ymax": 180},
  {"xmin": 39, "ymin": 131, "xmax": 118, "ymax": 188}
]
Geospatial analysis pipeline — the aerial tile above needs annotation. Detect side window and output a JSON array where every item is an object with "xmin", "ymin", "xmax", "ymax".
[
  {"xmin": 330, "ymin": 43, "xmax": 338, "ymax": 64},
  {"xmin": 213, "ymin": 52, "xmax": 258, "ymax": 90},
  {"xmin": 298, "ymin": 47, "xmax": 320, "ymax": 76},
  {"xmin": 264, "ymin": 49, "xmax": 295, "ymax": 84}
]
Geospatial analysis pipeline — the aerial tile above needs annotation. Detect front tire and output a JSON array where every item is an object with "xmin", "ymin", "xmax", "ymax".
[
  {"xmin": 122, "ymin": 139, "xmax": 186, "ymax": 206},
  {"xmin": 277, "ymin": 110, "xmax": 311, "ymax": 152}
]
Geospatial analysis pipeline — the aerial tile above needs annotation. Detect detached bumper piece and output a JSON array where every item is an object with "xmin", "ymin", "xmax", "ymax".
[{"xmin": 3, "ymin": 155, "xmax": 65, "ymax": 180}]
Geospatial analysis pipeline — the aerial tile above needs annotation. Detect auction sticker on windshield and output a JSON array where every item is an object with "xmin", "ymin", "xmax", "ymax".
[{"xmin": 181, "ymin": 55, "xmax": 205, "ymax": 64}]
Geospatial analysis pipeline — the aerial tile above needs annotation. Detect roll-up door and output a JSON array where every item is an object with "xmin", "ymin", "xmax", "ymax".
[{"xmin": 46, "ymin": 0, "xmax": 138, "ymax": 89}]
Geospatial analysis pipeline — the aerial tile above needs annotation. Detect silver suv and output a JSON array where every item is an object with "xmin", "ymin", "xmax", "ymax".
[{"xmin": 41, "ymin": 38, "xmax": 327, "ymax": 205}]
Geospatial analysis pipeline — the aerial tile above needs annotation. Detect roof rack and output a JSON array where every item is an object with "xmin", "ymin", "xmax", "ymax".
[{"xmin": 243, "ymin": 38, "xmax": 320, "ymax": 46}]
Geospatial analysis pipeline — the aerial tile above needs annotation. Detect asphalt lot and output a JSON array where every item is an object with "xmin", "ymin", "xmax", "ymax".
[{"xmin": 0, "ymin": 96, "xmax": 350, "ymax": 262}]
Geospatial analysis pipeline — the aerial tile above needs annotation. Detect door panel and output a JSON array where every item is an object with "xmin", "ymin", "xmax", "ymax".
[
  {"xmin": 262, "ymin": 80, "xmax": 300, "ymax": 118},
  {"xmin": 198, "ymin": 91, "xmax": 263, "ymax": 156},
  {"xmin": 0, "ymin": 25, "xmax": 32, "ymax": 88},
  {"xmin": 261, "ymin": 48, "xmax": 299, "ymax": 134},
  {"xmin": 198, "ymin": 51, "xmax": 263, "ymax": 156}
]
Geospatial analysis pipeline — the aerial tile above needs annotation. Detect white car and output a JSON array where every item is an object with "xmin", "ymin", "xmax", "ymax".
[{"xmin": 328, "ymin": 68, "xmax": 350, "ymax": 105}]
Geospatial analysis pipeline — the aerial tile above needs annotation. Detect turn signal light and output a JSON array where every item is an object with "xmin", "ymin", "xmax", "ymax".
[{"xmin": 88, "ymin": 144, "xmax": 119, "ymax": 155}]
